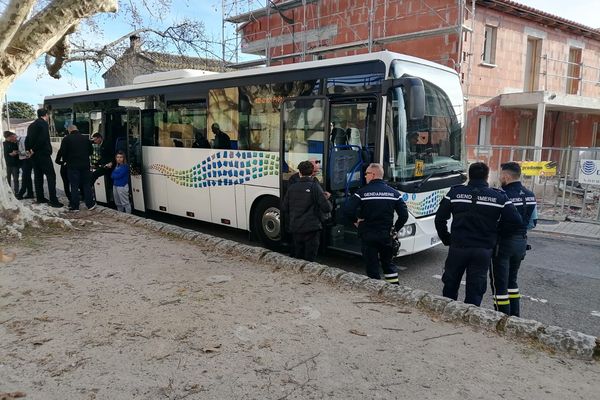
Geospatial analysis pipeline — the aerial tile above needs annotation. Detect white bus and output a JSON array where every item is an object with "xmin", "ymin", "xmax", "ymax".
[{"xmin": 45, "ymin": 51, "xmax": 465, "ymax": 256}]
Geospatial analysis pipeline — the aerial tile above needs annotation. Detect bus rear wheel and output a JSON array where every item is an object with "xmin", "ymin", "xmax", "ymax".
[{"xmin": 253, "ymin": 197, "xmax": 282, "ymax": 250}]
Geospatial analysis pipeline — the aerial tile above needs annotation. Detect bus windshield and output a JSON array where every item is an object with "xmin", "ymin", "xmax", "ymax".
[{"xmin": 386, "ymin": 74, "xmax": 463, "ymax": 182}]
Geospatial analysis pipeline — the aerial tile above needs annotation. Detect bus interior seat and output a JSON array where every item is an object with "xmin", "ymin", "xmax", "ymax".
[
  {"xmin": 328, "ymin": 145, "xmax": 362, "ymax": 193},
  {"xmin": 347, "ymin": 127, "xmax": 361, "ymax": 147},
  {"xmin": 331, "ymin": 127, "xmax": 349, "ymax": 146},
  {"xmin": 114, "ymin": 136, "xmax": 127, "ymax": 153}
]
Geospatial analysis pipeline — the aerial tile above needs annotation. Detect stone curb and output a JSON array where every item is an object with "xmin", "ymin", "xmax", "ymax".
[{"xmin": 94, "ymin": 206, "xmax": 600, "ymax": 361}]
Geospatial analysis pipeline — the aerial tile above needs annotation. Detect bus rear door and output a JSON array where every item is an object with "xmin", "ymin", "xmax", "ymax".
[
  {"xmin": 126, "ymin": 108, "xmax": 146, "ymax": 212},
  {"xmin": 280, "ymin": 97, "xmax": 328, "ymax": 243}
]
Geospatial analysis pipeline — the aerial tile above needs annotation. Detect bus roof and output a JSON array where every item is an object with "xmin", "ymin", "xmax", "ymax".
[{"xmin": 45, "ymin": 51, "xmax": 457, "ymax": 101}]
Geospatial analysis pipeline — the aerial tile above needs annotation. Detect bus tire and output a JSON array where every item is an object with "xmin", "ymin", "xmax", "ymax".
[{"xmin": 252, "ymin": 196, "xmax": 282, "ymax": 250}]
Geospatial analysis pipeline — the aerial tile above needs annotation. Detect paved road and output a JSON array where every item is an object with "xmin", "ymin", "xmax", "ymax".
[{"xmin": 149, "ymin": 212, "xmax": 600, "ymax": 337}]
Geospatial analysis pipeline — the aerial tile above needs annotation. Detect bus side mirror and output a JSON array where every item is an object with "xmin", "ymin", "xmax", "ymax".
[
  {"xmin": 383, "ymin": 77, "xmax": 426, "ymax": 121},
  {"xmin": 402, "ymin": 77, "xmax": 425, "ymax": 121}
]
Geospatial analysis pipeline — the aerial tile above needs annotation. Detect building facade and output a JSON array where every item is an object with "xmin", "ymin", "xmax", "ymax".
[
  {"xmin": 230, "ymin": 0, "xmax": 600, "ymax": 156},
  {"xmin": 103, "ymin": 35, "xmax": 224, "ymax": 88}
]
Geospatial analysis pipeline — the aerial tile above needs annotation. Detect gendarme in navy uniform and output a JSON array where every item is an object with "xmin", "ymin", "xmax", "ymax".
[
  {"xmin": 344, "ymin": 163, "xmax": 408, "ymax": 284},
  {"xmin": 491, "ymin": 162, "xmax": 537, "ymax": 316},
  {"xmin": 435, "ymin": 162, "xmax": 522, "ymax": 306}
]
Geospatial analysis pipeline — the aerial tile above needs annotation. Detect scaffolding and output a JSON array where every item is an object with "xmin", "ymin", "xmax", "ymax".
[
  {"xmin": 221, "ymin": 0, "xmax": 265, "ymax": 66},
  {"xmin": 222, "ymin": 0, "xmax": 322, "ymax": 67},
  {"xmin": 222, "ymin": 0, "xmax": 471, "ymax": 69}
]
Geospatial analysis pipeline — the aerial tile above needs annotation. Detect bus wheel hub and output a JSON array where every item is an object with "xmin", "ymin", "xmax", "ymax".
[{"xmin": 261, "ymin": 207, "xmax": 280, "ymax": 241}]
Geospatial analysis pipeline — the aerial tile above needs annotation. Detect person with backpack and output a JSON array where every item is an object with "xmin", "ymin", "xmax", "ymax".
[{"xmin": 282, "ymin": 160, "xmax": 332, "ymax": 261}]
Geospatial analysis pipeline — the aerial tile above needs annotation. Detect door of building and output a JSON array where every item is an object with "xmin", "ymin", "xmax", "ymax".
[
  {"xmin": 566, "ymin": 47, "xmax": 582, "ymax": 95},
  {"xmin": 524, "ymin": 37, "xmax": 542, "ymax": 92}
]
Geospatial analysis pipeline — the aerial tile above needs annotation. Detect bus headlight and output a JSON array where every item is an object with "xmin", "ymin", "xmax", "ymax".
[{"xmin": 397, "ymin": 224, "xmax": 416, "ymax": 238}]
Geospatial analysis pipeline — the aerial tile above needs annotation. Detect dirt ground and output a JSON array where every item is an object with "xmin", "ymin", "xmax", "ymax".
[{"xmin": 1, "ymin": 212, "xmax": 598, "ymax": 400}]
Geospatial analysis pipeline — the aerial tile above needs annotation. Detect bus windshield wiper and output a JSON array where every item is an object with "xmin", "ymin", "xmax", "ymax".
[{"xmin": 413, "ymin": 165, "xmax": 466, "ymax": 191}]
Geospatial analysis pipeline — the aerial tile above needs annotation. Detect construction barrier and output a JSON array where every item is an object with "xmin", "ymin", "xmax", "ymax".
[{"xmin": 467, "ymin": 145, "xmax": 600, "ymax": 223}]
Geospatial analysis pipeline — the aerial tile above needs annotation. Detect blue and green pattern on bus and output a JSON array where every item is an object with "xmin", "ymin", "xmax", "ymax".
[
  {"xmin": 401, "ymin": 189, "xmax": 448, "ymax": 217},
  {"xmin": 151, "ymin": 151, "xmax": 279, "ymax": 188}
]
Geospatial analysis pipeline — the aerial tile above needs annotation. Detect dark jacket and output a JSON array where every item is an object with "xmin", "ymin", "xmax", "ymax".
[
  {"xmin": 213, "ymin": 131, "xmax": 231, "ymax": 150},
  {"xmin": 282, "ymin": 177, "xmax": 332, "ymax": 234},
  {"xmin": 288, "ymin": 172, "xmax": 318, "ymax": 186},
  {"xmin": 58, "ymin": 131, "xmax": 93, "ymax": 169},
  {"xmin": 498, "ymin": 181, "xmax": 537, "ymax": 237},
  {"xmin": 25, "ymin": 118, "xmax": 52, "ymax": 158},
  {"xmin": 3, "ymin": 141, "xmax": 21, "ymax": 167},
  {"xmin": 434, "ymin": 179, "xmax": 522, "ymax": 249},
  {"xmin": 343, "ymin": 178, "xmax": 409, "ymax": 236}
]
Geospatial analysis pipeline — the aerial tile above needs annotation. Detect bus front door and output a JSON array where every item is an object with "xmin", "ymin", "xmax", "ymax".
[
  {"xmin": 325, "ymin": 98, "xmax": 379, "ymax": 254},
  {"xmin": 126, "ymin": 109, "xmax": 146, "ymax": 212}
]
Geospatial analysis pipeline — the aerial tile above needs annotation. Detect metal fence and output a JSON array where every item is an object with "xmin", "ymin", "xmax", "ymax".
[{"xmin": 467, "ymin": 145, "xmax": 600, "ymax": 222}]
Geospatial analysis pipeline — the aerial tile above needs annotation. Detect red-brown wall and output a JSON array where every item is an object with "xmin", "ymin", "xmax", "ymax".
[{"xmin": 239, "ymin": 0, "xmax": 600, "ymax": 149}]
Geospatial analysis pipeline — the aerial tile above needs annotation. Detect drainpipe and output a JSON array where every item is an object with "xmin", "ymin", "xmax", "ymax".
[
  {"xmin": 463, "ymin": 0, "xmax": 475, "ymax": 166},
  {"xmin": 456, "ymin": 0, "xmax": 464, "ymax": 73},
  {"xmin": 368, "ymin": 0, "xmax": 375, "ymax": 53}
]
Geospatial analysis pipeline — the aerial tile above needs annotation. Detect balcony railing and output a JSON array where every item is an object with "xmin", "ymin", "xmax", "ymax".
[{"xmin": 539, "ymin": 54, "xmax": 600, "ymax": 97}]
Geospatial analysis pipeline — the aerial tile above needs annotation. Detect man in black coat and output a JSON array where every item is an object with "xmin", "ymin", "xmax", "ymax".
[
  {"xmin": 211, "ymin": 123, "xmax": 231, "ymax": 150},
  {"xmin": 282, "ymin": 160, "xmax": 332, "ymax": 262},
  {"xmin": 59, "ymin": 125, "xmax": 95, "ymax": 211},
  {"xmin": 3, "ymin": 131, "xmax": 21, "ymax": 195},
  {"xmin": 90, "ymin": 132, "xmax": 114, "ymax": 185},
  {"xmin": 25, "ymin": 109, "xmax": 63, "ymax": 207}
]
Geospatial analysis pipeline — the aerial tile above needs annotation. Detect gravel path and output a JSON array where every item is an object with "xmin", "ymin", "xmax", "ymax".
[{"xmin": 1, "ymin": 213, "xmax": 598, "ymax": 399}]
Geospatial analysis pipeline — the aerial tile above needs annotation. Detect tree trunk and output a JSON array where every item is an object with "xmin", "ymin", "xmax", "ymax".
[{"xmin": 0, "ymin": 0, "xmax": 118, "ymax": 237}]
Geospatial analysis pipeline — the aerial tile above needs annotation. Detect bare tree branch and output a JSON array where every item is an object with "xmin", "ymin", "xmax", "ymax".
[
  {"xmin": 0, "ymin": 0, "xmax": 117, "ymax": 90},
  {"xmin": 44, "ymin": 25, "xmax": 76, "ymax": 78},
  {"xmin": 0, "ymin": 0, "xmax": 36, "ymax": 52},
  {"xmin": 48, "ymin": 21, "xmax": 221, "ymax": 79}
]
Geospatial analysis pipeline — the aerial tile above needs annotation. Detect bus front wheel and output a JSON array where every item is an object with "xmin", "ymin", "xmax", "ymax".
[{"xmin": 252, "ymin": 197, "xmax": 282, "ymax": 250}]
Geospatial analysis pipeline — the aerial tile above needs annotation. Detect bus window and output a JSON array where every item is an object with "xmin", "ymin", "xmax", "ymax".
[
  {"xmin": 239, "ymin": 84, "xmax": 280, "ymax": 152},
  {"xmin": 74, "ymin": 112, "xmax": 90, "ymax": 136},
  {"xmin": 208, "ymin": 88, "xmax": 238, "ymax": 149},
  {"xmin": 326, "ymin": 73, "xmax": 384, "ymax": 95},
  {"xmin": 282, "ymin": 98, "xmax": 326, "ymax": 181},
  {"xmin": 90, "ymin": 111, "xmax": 103, "ymax": 138},
  {"xmin": 141, "ymin": 110, "xmax": 158, "ymax": 146},
  {"xmin": 50, "ymin": 108, "xmax": 72, "ymax": 137},
  {"xmin": 164, "ymin": 100, "xmax": 207, "ymax": 148}
]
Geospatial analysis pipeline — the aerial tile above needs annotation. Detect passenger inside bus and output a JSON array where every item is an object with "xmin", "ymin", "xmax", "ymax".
[
  {"xmin": 192, "ymin": 128, "xmax": 211, "ymax": 148},
  {"xmin": 211, "ymin": 123, "xmax": 231, "ymax": 149},
  {"xmin": 330, "ymin": 121, "xmax": 349, "ymax": 147}
]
